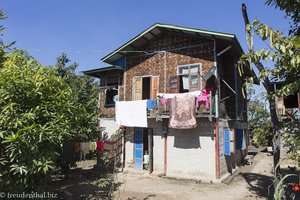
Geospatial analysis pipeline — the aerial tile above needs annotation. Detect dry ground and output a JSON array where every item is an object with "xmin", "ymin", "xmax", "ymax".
[{"xmin": 115, "ymin": 149, "xmax": 274, "ymax": 200}]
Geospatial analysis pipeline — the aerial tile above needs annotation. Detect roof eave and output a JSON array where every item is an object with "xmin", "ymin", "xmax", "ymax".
[{"xmin": 101, "ymin": 23, "xmax": 236, "ymax": 64}]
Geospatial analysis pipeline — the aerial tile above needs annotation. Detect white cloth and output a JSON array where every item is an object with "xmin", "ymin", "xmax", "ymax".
[
  {"xmin": 80, "ymin": 142, "xmax": 89, "ymax": 161},
  {"xmin": 157, "ymin": 90, "xmax": 201, "ymax": 99},
  {"xmin": 115, "ymin": 100, "xmax": 147, "ymax": 127}
]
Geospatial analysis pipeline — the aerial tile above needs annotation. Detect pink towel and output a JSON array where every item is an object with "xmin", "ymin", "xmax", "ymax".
[
  {"xmin": 196, "ymin": 88, "xmax": 214, "ymax": 109},
  {"xmin": 196, "ymin": 96, "xmax": 210, "ymax": 109},
  {"xmin": 160, "ymin": 98, "xmax": 169, "ymax": 106}
]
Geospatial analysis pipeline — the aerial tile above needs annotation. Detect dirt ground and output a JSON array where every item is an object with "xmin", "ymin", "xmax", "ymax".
[
  {"xmin": 114, "ymin": 148, "xmax": 274, "ymax": 200},
  {"xmin": 50, "ymin": 148, "xmax": 298, "ymax": 200}
]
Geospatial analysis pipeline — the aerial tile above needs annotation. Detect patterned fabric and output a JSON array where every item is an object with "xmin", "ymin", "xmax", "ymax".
[{"xmin": 169, "ymin": 95, "xmax": 197, "ymax": 129}]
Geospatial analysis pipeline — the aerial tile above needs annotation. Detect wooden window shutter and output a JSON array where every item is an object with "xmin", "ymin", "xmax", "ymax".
[
  {"xmin": 133, "ymin": 77, "xmax": 142, "ymax": 100},
  {"xmin": 169, "ymin": 76, "xmax": 179, "ymax": 93},
  {"xmin": 276, "ymin": 96, "xmax": 284, "ymax": 115},
  {"xmin": 150, "ymin": 76, "xmax": 159, "ymax": 99}
]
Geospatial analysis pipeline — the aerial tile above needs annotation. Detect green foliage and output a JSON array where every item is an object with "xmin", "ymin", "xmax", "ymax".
[
  {"xmin": 239, "ymin": 19, "xmax": 300, "ymax": 98},
  {"xmin": 240, "ymin": 17, "xmax": 300, "ymax": 168},
  {"xmin": 54, "ymin": 53, "xmax": 99, "ymax": 141},
  {"xmin": 0, "ymin": 50, "xmax": 74, "ymax": 192},
  {"xmin": 247, "ymin": 85, "xmax": 273, "ymax": 146},
  {"xmin": 281, "ymin": 113, "xmax": 300, "ymax": 165},
  {"xmin": 92, "ymin": 177, "xmax": 111, "ymax": 189},
  {"xmin": 266, "ymin": 0, "xmax": 300, "ymax": 35}
]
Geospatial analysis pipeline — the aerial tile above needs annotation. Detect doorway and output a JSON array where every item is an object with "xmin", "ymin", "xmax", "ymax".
[
  {"xmin": 142, "ymin": 77, "xmax": 151, "ymax": 100},
  {"xmin": 134, "ymin": 128, "xmax": 153, "ymax": 173}
]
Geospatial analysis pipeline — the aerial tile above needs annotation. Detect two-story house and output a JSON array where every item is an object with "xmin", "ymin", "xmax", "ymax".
[{"xmin": 84, "ymin": 23, "xmax": 258, "ymax": 182}]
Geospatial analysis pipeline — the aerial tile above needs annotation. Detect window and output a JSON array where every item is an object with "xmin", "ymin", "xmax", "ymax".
[
  {"xmin": 133, "ymin": 76, "xmax": 159, "ymax": 100},
  {"xmin": 177, "ymin": 63, "xmax": 202, "ymax": 92},
  {"xmin": 104, "ymin": 75, "xmax": 119, "ymax": 107}
]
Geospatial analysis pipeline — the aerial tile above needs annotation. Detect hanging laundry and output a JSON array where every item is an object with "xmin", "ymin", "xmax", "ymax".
[
  {"xmin": 147, "ymin": 99, "xmax": 157, "ymax": 110},
  {"xmin": 89, "ymin": 141, "xmax": 97, "ymax": 151},
  {"xmin": 160, "ymin": 97, "xmax": 170, "ymax": 106},
  {"xmin": 169, "ymin": 94, "xmax": 197, "ymax": 129},
  {"xmin": 96, "ymin": 140, "xmax": 104, "ymax": 152},
  {"xmin": 74, "ymin": 142, "xmax": 81, "ymax": 152},
  {"xmin": 157, "ymin": 90, "xmax": 201, "ymax": 99},
  {"xmin": 115, "ymin": 100, "xmax": 148, "ymax": 127},
  {"xmin": 79, "ymin": 142, "xmax": 89, "ymax": 161},
  {"xmin": 196, "ymin": 95, "xmax": 210, "ymax": 109},
  {"xmin": 196, "ymin": 88, "xmax": 214, "ymax": 109}
]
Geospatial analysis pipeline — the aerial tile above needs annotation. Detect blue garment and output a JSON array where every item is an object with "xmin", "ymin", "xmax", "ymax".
[{"xmin": 147, "ymin": 99, "xmax": 157, "ymax": 110}]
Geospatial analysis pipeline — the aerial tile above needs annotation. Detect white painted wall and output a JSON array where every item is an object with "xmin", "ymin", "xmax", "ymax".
[
  {"xmin": 124, "ymin": 118, "xmax": 216, "ymax": 181},
  {"xmin": 100, "ymin": 118, "xmax": 119, "ymax": 138},
  {"xmin": 166, "ymin": 119, "xmax": 216, "ymax": 181},
  {"xmin": 124, "ymin": 127, "xmax": 134, "ymax": 167},
  {"xmin": 148, "ymin": 119, "xmax": 165, "ymax": 173}
]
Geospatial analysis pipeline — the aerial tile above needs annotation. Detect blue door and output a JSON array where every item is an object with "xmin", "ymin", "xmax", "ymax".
[
  {"xmin": 224, "ymin": 129, "xmax": 230, "ymax": 155},
  {"xmin": 134, "ymin": 128, "xmax": 143, "ymax": 170}
]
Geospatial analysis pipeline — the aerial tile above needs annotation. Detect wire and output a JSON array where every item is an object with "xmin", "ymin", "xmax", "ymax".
[{"xmin": 26, "ymin": 42, "xmax": 213, "ymax": 55}]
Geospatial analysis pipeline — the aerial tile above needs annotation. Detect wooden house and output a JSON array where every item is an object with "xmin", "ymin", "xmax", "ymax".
[{"xmin": 84, "ymin": 23, "xmax": 257, "ymax": 182}]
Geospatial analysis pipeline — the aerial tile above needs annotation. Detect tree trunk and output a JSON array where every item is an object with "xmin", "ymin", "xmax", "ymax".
[{"xmin": 242, "ymin": 3, "xmax": 281, "ymax": 185}]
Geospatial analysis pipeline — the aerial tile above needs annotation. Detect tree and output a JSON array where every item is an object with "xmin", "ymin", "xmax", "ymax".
[
  {"xmin": 54, "ymin": 53, "xmax": 99, "ymax": 141},
  {"xmin": 240, "ymin": 2, "xmax": 300, "ymax": 185},
  {"xmin": 0, "ymin": 50, "xmax": 74, "ymax": 192},
  {"xmin": 266, "ymin": 0, "xmax": 300, "ymax": 36},
  {"xmin": 247, "ymin": 86, "xmax": 272, "ymax": 147}
]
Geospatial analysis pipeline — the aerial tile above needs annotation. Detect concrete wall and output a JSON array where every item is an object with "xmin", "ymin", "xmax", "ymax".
[
  {"xmin": 124, "ymin": 127, "xmax": 134, "ymax": 167},
  {"xmin": 148, "ymin": 119, "xmax": 165, "ymax": 173},
  {"xmin": 100, "ymin": 118, "xmax": 119, "ymax": 138},
  {"xmin": 166, "ymin": 118, "xmax": 215, "ymax": 181},
  {"xmin": 124, "ymin": 118, "xmax": 216, "ymax": 181}
]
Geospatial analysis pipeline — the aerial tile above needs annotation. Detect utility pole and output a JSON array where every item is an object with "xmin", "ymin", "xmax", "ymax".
[{"xmin": 241, "ymin": 3, "xmax": 281, "ymax": 185}]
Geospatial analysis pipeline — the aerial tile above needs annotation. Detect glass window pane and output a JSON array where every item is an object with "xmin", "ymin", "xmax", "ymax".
[
  {"xmin": 179, "ymin": 66, "xmax": 189, "ymax": 75},
  {"xmin": 190, "ymin": 75, "xmax": 198, "ymax": 87},
  {"xmin": 190, "ymin": 65, "xmax": 199, "ymax": 73}
]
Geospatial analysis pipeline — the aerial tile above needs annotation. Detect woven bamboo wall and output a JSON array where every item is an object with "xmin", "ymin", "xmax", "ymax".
[{"xmin": 125, "ymin": 32, "xmax": 214, "ymax": 101}]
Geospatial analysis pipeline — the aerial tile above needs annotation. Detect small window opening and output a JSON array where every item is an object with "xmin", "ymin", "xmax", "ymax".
[
  {"xmin": 284, "ymin": 94, "xmax": 298, "ymax": 108},
  {"xmin": 142, "ymin": 77, "xmax": 151, "ymax": 100}
]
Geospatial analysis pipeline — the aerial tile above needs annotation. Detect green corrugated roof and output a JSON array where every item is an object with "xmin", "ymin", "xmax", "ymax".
[{"xmin": 82, "ymin": 66, "xmax": 124, "ymax": 78}]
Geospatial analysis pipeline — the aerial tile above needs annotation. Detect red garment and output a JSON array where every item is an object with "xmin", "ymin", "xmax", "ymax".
[
  {"xmin": 96, "ymin": 140, "xmax": 104, "ymax": 152},
  {"xmin": 74, "ymin": 142, "xmax": 81, "ymax": 152}
]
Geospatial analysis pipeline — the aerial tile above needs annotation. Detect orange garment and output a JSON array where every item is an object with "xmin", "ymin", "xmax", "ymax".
[{"xmin": 74, "ymin": 142, "xmax": 81, "ymax": 152}]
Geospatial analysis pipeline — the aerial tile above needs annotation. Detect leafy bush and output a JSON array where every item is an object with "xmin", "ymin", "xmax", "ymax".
[
  {"xmin": 281, "ymin": 112, "xmax": 300, "ymax": 166},
  {"xmin": 0, "ymin": 51, "xmax": 74, "ymax": 192}
]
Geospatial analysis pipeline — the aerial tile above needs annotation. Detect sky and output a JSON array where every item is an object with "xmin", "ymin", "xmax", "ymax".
[{"xmin": 1, "ymin": 0, "xmax": 290, "ymax": 74}]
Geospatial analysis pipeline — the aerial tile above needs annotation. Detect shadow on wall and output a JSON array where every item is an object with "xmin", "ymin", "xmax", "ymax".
[
  {"xmin": 225, "ymin": 150, "xmax": 245, "ymax": 174},
  {"xmin": 225, "ymin": 154, "xmax": 237, "ymax": 174},
  {"xmin": 172, "ymin": 122, "xmax": 214, "ymax": 149},
  {"xmin": 173, "ymin": 132, "xmax": 201, "ymax": 149}
]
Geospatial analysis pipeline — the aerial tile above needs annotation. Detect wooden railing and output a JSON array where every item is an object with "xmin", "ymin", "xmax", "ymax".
[
  {"xmin": 103, "ymin": 136, "xmax": 123, "ymax": 164},
  {"xmin": 147, "ymin": 94, "xmax": 216, "ymax": 120}
]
